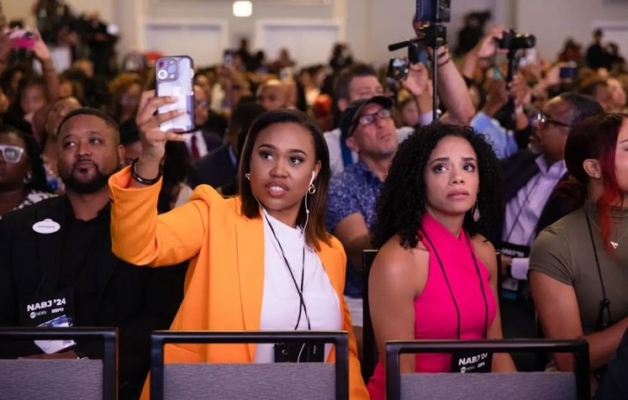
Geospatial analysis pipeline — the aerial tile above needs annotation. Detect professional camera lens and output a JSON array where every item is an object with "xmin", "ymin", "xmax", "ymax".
[{"xmin": 157, "ymin": 69, "xmax": 168, "ymax": 80}]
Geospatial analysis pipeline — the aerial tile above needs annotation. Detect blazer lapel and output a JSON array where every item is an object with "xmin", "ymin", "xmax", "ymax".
[{"xmin": 235, "ymin": 210, "xmax": 264, "ymax": 361}]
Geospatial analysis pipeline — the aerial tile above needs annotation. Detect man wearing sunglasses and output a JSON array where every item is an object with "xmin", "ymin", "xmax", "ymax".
[
  {"xmin": 326, "ymin": 96, "xmax": 397, "ymax": 355},
  {"xmin": 496, "ymin": 93, "xmax": 604, "ymax": 369}
]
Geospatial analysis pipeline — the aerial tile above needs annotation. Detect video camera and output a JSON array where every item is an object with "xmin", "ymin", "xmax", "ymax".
[
  {"xmin": 387, "ymin": 40, "xmax": 427, "ymax": 81},
  {"xmin": 498, "ymin": 30, "xmax": 536, "ymax": 52},
  {"xmin": 416, "ymin": 0, "xmax": 451, "ymax": 23}
]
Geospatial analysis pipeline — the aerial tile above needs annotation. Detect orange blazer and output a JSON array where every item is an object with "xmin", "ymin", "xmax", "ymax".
[{"xmin": 109, "ymin": 167, "xmax": 369, "ymax": 399}]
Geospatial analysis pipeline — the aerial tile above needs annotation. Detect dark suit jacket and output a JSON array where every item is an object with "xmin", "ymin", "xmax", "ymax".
[
  {"xmin": 495, "ymin": 150, "xmax": 573, "ymax": 245},
  {"xmin": 188, "ymin": 144, "xmax": 237, "ymax": 189},
  {"xmin": 0, "ymin": 196, "xmax": 185, "ymax": 398}
]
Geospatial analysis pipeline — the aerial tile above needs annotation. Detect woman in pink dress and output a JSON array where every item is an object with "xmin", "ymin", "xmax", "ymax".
[{"xmin": 367, "ymin": 123, "xmax": 516, "ymax": 399}]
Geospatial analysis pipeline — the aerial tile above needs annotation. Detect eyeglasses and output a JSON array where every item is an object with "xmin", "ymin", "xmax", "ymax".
[
  {"xmin": 349, "ymin": 108, "xmax": 393, "ymax": 137},
  {"xmin": 534, "ymin": 112, "xmax": 571, "ymax": 128},
  {"xmin": 0, "ymin": 144, "xmax": 25, "ymax": 163}
]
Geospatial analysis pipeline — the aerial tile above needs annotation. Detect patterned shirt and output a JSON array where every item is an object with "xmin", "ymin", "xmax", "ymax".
[
  {"xmin": 0, "ymin": 190, "xmax": 56, "ymax": 220},
  {"xmin": 326, "ymin": 161, "xmax": 383, "ymax": 298}
]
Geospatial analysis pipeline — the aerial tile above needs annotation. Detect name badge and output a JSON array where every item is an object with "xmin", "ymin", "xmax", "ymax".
[
  {"xmin": 450, "ymin": 350, "xmax": 493, "ymax": 373},
  {"xmin": 32, "ymin": 218, "xmax": 60, "ymax": 234},
  {"xmin": 19, "ymin": 289, "xmax": 76, "ymax": 354}
]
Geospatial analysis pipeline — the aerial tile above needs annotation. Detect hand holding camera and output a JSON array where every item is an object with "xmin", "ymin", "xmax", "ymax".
[
  {"xmin": 402, "ymin": 63, "xmax": 430, "ymax": 98},
  {"xmin": 471, "ymin": 27, "xmax": 508, "ymax": 59}
]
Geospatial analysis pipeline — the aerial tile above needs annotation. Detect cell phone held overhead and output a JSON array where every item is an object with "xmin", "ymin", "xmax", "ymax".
[{"xmin": 155, "ymin": 56, "xmax": 195, "ymax": 133}]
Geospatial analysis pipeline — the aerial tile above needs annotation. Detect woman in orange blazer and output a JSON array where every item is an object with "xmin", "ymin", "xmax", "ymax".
[{"xmin": 109, "ymin": 91, "xmax": 369, "ymax": 399}]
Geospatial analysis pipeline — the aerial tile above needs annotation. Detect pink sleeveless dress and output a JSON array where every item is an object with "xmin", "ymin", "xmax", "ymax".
[{"xmin": 367, "ymin": 213, "xmax": 497, "ymax": 400}]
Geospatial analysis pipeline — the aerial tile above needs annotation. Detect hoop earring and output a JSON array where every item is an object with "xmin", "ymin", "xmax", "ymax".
[
  {"xmin": 308, "ymin": 183, "xmax": 316, "ymax": 194},
  {"xmin": 245, "ymin": 173, "xmax": 251, "ymax": 180}
]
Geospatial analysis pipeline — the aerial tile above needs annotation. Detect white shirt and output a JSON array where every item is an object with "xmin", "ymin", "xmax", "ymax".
[
  {"xmin": 501, "ymin": 156, "xmax": 567, "ymax": 282},
  {"xmin": 503, "ymin": 155, "xmax": 567, "ymax": 247},
  {"xmin": 183, "ymin": 130, "xmax": 209, "ymax": 159},
  {"xmin": 254, "ymin": 211, "xmax": 342, "ymax": 363},
  {"xmin": 324, "ymin": 126, "xmax": 414, "ymax": 177}
]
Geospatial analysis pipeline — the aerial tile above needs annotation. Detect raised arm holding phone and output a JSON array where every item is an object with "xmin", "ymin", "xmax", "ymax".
[{"xmin": 109, "ymin": 89, "xmax": 369, "ymax": 399}]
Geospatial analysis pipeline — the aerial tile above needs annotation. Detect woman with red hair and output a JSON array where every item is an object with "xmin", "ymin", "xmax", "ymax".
[{"xmin": 530, "ymin": 113, "xmax": 628, "ymax": 389}]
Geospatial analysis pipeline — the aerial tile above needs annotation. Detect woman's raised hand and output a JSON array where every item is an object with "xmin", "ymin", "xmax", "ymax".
[{"xmin": 135, "ymin": 90, "xmax": 185, "ymax": 162}]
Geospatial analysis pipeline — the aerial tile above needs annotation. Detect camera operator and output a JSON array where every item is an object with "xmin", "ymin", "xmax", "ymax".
[
  {"xmin": 411, "ymin": 19, "xmax": 476, "ymax": 126},
  {"xmin": 461, "ymin": 28, "xmax": 536, "ymax": 158}
]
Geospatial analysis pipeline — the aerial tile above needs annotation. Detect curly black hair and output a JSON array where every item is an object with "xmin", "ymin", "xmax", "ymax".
[
  {"xmin": 0, "ymin": 125, "xmax": 53, "ymax": 193},
  {"xmin": 372, "ymin": 122, "xmax": 503, "ymax": 249}
]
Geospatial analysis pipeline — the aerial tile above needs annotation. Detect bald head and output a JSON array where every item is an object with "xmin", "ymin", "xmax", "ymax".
[{"xmin": 257, "ymin": 79, "xmax": 288, "ymax": 111}]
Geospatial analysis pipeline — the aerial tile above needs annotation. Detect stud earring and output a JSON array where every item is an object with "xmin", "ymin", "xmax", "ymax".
[{"xmin": 245, "ymin": 173, "xmax": 251, "ymax": 180}]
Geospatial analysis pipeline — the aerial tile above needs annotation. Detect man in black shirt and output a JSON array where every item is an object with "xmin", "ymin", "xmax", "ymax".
[{"xmin": 0, "ymin": 108, "xmax": 184, "ymax": 399}]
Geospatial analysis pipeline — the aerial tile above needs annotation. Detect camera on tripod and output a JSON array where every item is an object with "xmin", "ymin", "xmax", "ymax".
[
  {"xmin": 387, "ymin": 40, "xmax": 427, "ymax": 81},
  {"xmin": 498, "ymin": 29, "xmax": 536, "ymax": 51},
  {"xmin": 416, "ymin": 0, "xmax": 451, "ymax": 23}
]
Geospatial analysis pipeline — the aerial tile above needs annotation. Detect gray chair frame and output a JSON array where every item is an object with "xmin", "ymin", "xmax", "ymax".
[
  {"xmin": 150, "ymin": 330, "xmax": 349, "ymax": 400},
  {"xmin": 386, "ymin": 339, "xmax": 591, "ymax": 400},
  {"xmin": 0, "ymin": 327, "xmax": 118, "ymax": 399}
]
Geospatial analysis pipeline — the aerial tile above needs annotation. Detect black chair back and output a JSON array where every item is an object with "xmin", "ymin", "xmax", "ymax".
[
  {"xmin": 0, "ymin": 327, "xmax": 117, "ymax": 400},
  {"xmin": 150, "ymin": 330, "xmax": 349, "ymax": 400},
  {"xmin": 386, "ymin": 339, "xmax": 590, "ymax": 400},
  {"xmin": 362, "ymin": 249, "xmax": 378, "ymax": 382}
]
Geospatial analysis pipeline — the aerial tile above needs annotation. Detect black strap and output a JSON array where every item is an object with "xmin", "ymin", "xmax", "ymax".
[
  {"xmin": 421, "ymin": 230, "xmax": 489, "ymax": 340},
  {"xmin": 584, "ymin": 211, "xmax": 612, "ymax": 330},
  {"xmin": 264, "ymin": 212, "xmax": 311, "ymax": 330}
]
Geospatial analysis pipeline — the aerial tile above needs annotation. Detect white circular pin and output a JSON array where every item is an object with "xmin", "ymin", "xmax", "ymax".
[{"xmin": 32, "ymin": 219, "xmax": 60, "ymax": 234}]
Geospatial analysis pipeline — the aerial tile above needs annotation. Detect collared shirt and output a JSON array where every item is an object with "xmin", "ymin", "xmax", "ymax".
[
  {"xmin": 503, "ymin": 155, "xmax": 568, "ymax": 247},
  {"xmin": 471, "ymin": 111, "xmax": 519, "ymax": 159},
  {"xmin": 327, "ymin": 161, "xmax": 383, "ymax": 297},
  {"xmin": 183, "ymin": 130, "xmax": 210, "ymax": 159}
]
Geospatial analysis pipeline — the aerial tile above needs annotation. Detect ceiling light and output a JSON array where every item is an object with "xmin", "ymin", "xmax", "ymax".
[{"xmin": 233, "ymin": 1, "xmax": 253, "ymax": 18}]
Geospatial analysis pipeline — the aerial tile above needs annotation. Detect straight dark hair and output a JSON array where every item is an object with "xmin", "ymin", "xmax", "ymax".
[{"xmin": 238, "ymin": 109, "xmax": 331, "ymax": 250}]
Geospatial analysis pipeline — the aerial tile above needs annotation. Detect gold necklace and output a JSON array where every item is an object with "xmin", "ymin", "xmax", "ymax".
[{"xmin": 587, "ymin": 217, "xmax": 628, "ymax": 249}]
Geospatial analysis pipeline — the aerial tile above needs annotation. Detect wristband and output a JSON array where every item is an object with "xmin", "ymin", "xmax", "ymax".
[{"xmin": 131, "ymin": 158, "xmax": 163, "ymax": 185}]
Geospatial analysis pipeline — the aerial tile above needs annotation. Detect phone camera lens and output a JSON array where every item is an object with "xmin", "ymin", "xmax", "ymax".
[
  {"xmin": 167, "ymin": 65, "xmax": 176, "ymax": 74},
  {"xmin": 157, "ymin": 69, "xmax": 168, "ymax": 80}
]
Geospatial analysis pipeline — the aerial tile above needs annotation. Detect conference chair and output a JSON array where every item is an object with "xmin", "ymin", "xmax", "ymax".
[
  {"xmin": 0, "ymin": 327, "xmax": 118, "ymax": 400},
  {"xmin": 150, "ymin": 330, "xmax": 349, "ymax": 400},
  {"xmin": 386, "ymin": 339, "xmax": 590, "ymax": 400},
  {"xmin": 362, "ymin": 249, "xmax": 378, "ymax": 382}
]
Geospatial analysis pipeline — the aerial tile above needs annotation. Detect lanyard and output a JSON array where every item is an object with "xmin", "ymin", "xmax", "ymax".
[
  {"xmin": 584, "ymin": 211, "xmax": 612, "ymax": 330},
  {"xmin": 421, "ymin": 230, "xmax": 489, "ymax": 340},
  {"xmin": 263, "ymin": 212, "xmax": 311, "ymax": 330}
]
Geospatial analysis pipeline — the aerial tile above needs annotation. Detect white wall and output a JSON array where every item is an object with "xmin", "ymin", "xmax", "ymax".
[
  {"xmin": 516, "ymin": 0, "xmax": 628, "ymax": 60},
  {"xmin": 13, "ymin": 0, "xmax": 627, "ymax": 67}
]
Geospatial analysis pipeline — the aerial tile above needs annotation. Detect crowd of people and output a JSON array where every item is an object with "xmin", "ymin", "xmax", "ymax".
[{"xmin": 2, "ymin": 2, "xmax": 628, "ymax": 399}]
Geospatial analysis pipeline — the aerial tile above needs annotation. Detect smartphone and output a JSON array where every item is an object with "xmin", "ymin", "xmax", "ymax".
[
  {"xmin": 155, "ymin": 56, "xmax": 195, "ymax": 133},
  {"xmin": 560, "ymin": 62, "xmax": 578, "ymax": 80},
  {"xmin": 10, "ymin": 29, "xmax": 36, "ymax": 49},
  {"xmin": 223, "ymin": 50, "xmax": 234, "ymax": 68}
]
